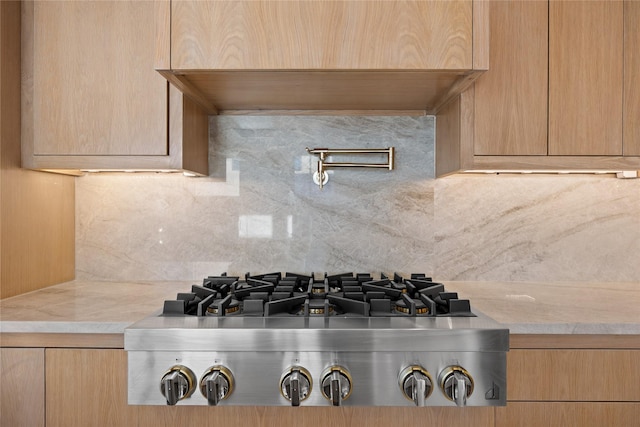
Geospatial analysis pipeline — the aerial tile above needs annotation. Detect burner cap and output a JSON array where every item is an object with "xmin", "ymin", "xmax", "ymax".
[
  {"xmin": 206, "ymin": 299, "xmax": 240, "ymax": 315},
  {"xmin": 308, "ymin": 299, "xmax": 334, "ymax": 315},
  {"xmin": 394, "ymin": 299, "xmax": 429, "ymax": 315},
  {"xmin": 311, "ymin": 285, "xmax": 326, "ymax": 295}
]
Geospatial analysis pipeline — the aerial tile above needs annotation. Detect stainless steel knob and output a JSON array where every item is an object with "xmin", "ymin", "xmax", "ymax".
[
  {"xmin": 280, "ymin": 366, "xmax": 312, "ymax": 406},
  {"xmin": 160, "ymin": 365, "xmax": 196, "ymax": 406},
  {"xmin": 439, "ymin": 366, "xmax": 474, "ymax": 407},
  {"xmin": 398, "ymin": 365, "xmax": 433, "ymax": 406},
  {"xmin": 199, "ymin": 365, "xmax": 234, "ymax": 406},
  {"xmin": 320, "ymin": 366, "xmax": 352, "ymax": 406}
]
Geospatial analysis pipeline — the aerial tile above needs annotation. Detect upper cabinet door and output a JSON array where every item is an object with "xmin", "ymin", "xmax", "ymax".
[
  {"xmin": 27, "ymin": 1, "xmax": 168, "ymax": 156},
  {"xmin": 624, "ymin": 0, "xmax": 640, "ymax": 156},
  {"xmin": 549, "ymin": 0, "xmax": 623, "ymax": 156},
  {"xmin": 473, "ymin": 0, "xmax": 548, "ymax": 156},
  {"xmin": 170, "ymin": 0, "xmax": 473, "ymax": 70}
]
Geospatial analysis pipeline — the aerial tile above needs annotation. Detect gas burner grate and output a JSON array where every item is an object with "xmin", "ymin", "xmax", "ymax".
[{"xmin": 161, "ymin": 272, "xmax": 475, "ymax": 318}]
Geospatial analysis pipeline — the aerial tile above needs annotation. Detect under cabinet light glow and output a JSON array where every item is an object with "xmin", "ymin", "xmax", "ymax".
[{"xmin": 462, "ymin": 170, "xmax": 630, "ymax": 176}]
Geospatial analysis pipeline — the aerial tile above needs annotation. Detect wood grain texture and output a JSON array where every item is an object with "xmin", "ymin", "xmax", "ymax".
[
  {"xmin": 624, "ymin": 0, "xmax": 640, "ymax": 156},
  {"xmin": 507, "ymin": 349, "xmax": 640, "ymax": 401},
  {"xmin": 433, "ymin": 85, "xmax": 479, "ymax": 176},
  {"xmin": 474, "ymin": 0, "xmax": 548, "ymax": 156},
  {"xmin": 468, "ymin": 154, "xmax": 640, "ymax": 171},
  {"xmin": 21, "ymin": 2, "xmax": 208, "ymax": 174},
  {"xmin": 429, "ymin": 69, "xmax": 485, "ymax": 114},
  {"xmin": 46, "ymin": 349, "xmax": 138, "ymax": 427},
  {"xmin": 178, "ymin": 89, "xmax": 210, "ymax": 175},
  {"xmin": 179, "ymin": 71, "xmax": 462, "ymax": 112},
  {"xmin": 0, "ymin": 333, "xmax": 124, "ymax": 348},
  {"xmin": 510, "ymin": 334, "xmax": 640, "ymax": 350},
  {"xmin": 496, "ymin": 402, "xmax": 640, "ymax": 427},
  {"xmin": 29, "ymin": 1, "xmax": 167, "ymax": 156},
  {"xmin": 162, "ymin": 1, "xmax": 487, "ymax": 113},
  {"xmin": 549, "ymin": 0, "xmax": 623, "ymax": 155},
  {"xmin": 154, "ymin": 0, "xmax": 170, "ymax": 70},
  {"xmin": 171, "ymin": 1, "xmax": 473, "ymax": 70},
  {"xmin": 0, "ymin": 159, "xmax": 75, "ymax": 295},
  {"xmin": 0, "ymin": 348, "xmax": 45, "ymax": 427},
  {"xmin": 1, "ymin": 0, "xmax": 74, "ymax": 299},
  {"xmin": 472, "ymin": 0, "xmax": 489, "ymax": 70},
  {"xmin": 459, "ymin": 86, "xmax": 475, "ymax": 170},
  {"xmin": 435, "ymin": 96, "xmax": 461, "ymax": 177},
  {"xmin": 138, "ymin": 406, "xmax": 494, "ymax": 427},
  {"xmin": 159, "ymin": 71, "xmax": 219, "ymax": 114}
]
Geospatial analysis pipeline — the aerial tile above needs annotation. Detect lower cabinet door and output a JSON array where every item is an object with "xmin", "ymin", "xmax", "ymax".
[
  {"xmin": 45, "ymin": 349, "xmax": 137, "ymax": 427},
  {"xmin": 507, "ymin": 349, "xmax": 640, "ymax": 401},
  {"xmin": 496, "ymin": 402, "xmax": 640, "ymax": 427},
  {"xmin": 1, "ymin": 348, "xmax": 45, "ymax": 427},
  {"xmin": 137, "ymin": 406, "xmax": 495, "ymax": 427}
]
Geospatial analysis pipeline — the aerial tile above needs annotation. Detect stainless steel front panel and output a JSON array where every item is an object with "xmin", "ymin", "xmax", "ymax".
[
  {"xmin": 125, "ymin": 312, "xmax": 509, "ymax": 353},
  {"xmin": 128, "ymin": 350, "xmax": 506, "ymax": 406},
  {"xmin": 125, "ymin": 309, "xmax": 508, "ymax": 406}
]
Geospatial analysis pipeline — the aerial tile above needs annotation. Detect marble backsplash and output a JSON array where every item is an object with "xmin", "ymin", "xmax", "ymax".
[{"xmin": 76, "ymin": 116, "xmax": 640, "ymax": 282}]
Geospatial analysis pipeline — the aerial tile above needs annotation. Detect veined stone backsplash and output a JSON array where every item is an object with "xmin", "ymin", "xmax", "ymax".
[{"xmin": 76, "ymin": 116, "xmax": 640, "ymax": 282}]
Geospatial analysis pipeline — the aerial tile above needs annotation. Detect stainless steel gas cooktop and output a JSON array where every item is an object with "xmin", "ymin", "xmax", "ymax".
[{"xmin": 125, "ymin": 272, "xmax": 508, "ymax": 407}]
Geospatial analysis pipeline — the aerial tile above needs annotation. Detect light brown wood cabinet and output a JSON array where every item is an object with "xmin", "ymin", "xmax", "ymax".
[
  {"xmin": 496, "ymin": 402, "xmax": 640, "ymax": 427},
  {"xmin": 21, "ymin": 1, "xmax": 208, "ymax": 175},
  {"xmin": 1, "ymin": 0, "xmax": 75, "ymax": 299},
  {"xmin": 624, "ymin": 1, "xmax": 640, "ymax": 156},
  {"xmin": 45, "ymin": 349, "xmax": 137, "ymax": 427},
  {"xmin": 506, "ymin": 349, "xmax": 640, "ymax": 401},
  {"xmin": 495, "ymin": 337, "xmax": 640, "ymax": 426},
  {"xmin": 437, "ymin": 0, "xmax": 640, "ymax": 174},
  {"xmin": 158, "ymin": 0, "xmax": 489, "ymax": 114},
  {"xmin": 473, "ymin": 0, "xmax": 548, "ymax": 157},
  {"xmin": 171, "ymin": 1, "xmax": 473, "ymax": 71},
  {"xmin": 138, "ymin": 405, "xmax": 494, "ymax": 427},
  {"xmin": 549, "ymin": 0, "xmax": 623, "ymax": 156},
  {"xmin": 0, "ymin": 348, "xmax": 45, "ymax": 427}
]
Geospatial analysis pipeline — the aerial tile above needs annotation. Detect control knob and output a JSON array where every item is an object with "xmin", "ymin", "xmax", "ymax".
[
  {"xmin": 160, "ymin": 365, "xmax": 197, "ymax": 406},
  {"xmin": 439, "ymin": 366, "xmax": 474, "ymax": 407},
  {"xmin": 320, "ymin": 366, "xmax": 352, "ymax": 406},
  {"xmin": 398, "ymin": 365, "xmax": 433, "ymax": 406},
  {"xmin": 199, "ymin": 365, "xmax": 234, "ymax": 406},
  {"xmin": 280, "ymin": 366, "xmax": 312, "ymax": 406}
]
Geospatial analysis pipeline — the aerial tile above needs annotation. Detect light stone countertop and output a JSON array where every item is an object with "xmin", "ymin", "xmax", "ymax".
[
  {"xmin": 1, "ymin": 280, "xmax": 639, "ymax": 335},
  {"xmin": 0, "ymin": 280, "xmax": 190, "ymax": 334},
  {"xmin": 448, "ymin": 281, "xmax": 640, "ymax": 334}
]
